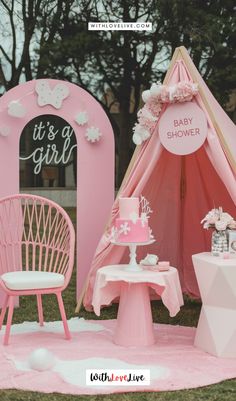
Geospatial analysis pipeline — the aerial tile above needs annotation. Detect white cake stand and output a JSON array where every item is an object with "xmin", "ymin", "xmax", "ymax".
[{"xmin": 111, "ymin": 239, "xmax": 155, "ymax": 272}]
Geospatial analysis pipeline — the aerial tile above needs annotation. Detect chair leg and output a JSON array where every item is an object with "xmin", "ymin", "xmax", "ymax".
[
  {"xmin": 4, "ymin": 296, "xmax": 14, "ymax": 345},
  {"xmin": 37, "ymin": 294, "xmax": 44, "ymax": 326},
  {"xmin": 0, "ymin": 295, "xmax": 9, "ymax": 330},
  {"xmin": 56, "ymin": 292, "xmax": 71, "ymax": 340}
]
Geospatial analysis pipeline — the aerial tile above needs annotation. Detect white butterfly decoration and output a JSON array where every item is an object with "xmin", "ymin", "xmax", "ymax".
[{"xmin": 35, "ymin": 81, "xmax": 70, "ymax": 109}]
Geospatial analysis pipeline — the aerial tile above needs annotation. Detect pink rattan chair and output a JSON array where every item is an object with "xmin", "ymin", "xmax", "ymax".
[{"xmin": 0, "ymin": 194, "xmax": 75, "ymax": 345}]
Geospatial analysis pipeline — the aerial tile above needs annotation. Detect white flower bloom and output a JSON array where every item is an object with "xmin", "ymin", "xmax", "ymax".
[
  {"xmin": 141, "ymin": 107, "xmax": 157, "ymax": 122},
  {"xmin": 150, "ymin": 83, "xmax": 162, "ymax": 96},
  {"xmin": 142, "ymin": 89, "xmax": 152, "ymax": 103},
  {"xmin": 215, "ymin": 220, "xmax": 227, "ymax": 231},
  {"xmin": 221, "ymin": 212, "xmax": 233, "ymax": 223},
  {"xmin": 132, "ymin": 132, "xmax": 143, "ymax": 145}
]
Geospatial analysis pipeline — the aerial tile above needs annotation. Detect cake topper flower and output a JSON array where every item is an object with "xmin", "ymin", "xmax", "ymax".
[{"xmin": 140, "ymin": 196, "xmax": 153, "ymax": 219}]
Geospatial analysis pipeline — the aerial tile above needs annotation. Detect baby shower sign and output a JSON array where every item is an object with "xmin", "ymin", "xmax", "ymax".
[
  {"xmin": 159, "ymin": 102, "xmax": 207, "ymax": 155},
  {"xmin": 20, "ymin": 115, "xmax": 77, "ymax": 174}
]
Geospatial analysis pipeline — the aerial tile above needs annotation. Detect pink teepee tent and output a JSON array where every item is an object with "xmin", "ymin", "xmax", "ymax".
[{"xmin": 78, "ymin": 46, "xmax": 236, "ymax": 311}]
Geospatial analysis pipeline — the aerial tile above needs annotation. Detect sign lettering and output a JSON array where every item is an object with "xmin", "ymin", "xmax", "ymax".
[
  {"xmin": 159, "ymin": 102, "xmax": 207, "ymax": 155},
  {"xmin": 20, "ymin": 119, "xmax": 77, "ymax": 174}
]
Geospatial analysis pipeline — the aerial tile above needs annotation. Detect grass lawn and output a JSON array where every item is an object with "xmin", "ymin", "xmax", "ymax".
[{"xmin": 0, "ymin": 208, "xmax": 235, "ymax": 400}]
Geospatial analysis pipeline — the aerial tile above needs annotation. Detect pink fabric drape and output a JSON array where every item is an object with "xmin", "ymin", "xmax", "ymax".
[{"xmin": 83, "ymin": 54, "xmax": 236, "ymax": 309}]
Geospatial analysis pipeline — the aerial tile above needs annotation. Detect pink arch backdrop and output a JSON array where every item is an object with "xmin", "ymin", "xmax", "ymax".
[{"xmin": 0, "ymin": 79, "xmax": 114, "ymax": 305}]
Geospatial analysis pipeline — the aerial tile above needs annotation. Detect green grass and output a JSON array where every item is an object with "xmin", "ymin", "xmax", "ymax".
[{"xmin": 0, "ymin": 208, "xmax": 236, "ymax": 400}]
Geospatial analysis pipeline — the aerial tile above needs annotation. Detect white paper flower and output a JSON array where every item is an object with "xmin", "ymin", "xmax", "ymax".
[
  {"xmin": 140, "ymin": 107, "xmax": 157, "ymax": 122},
  {"xmin": 85, "ymin": 126, "xmax": 102, "ymax": 143},
  {"xmin": 150, "ymin": 83, "xmax": 162, "ymax": 96},
  {"xmin": 142, "ymin": 89, "xmax": 152, "ymax": 103},
  {"xmin": 119, "ymin": 222, "xmax": 131, "ymax": 235},
  {"xmin": 132, "ymin": 125, "xmax": 151, "ymax": 145},
  {"xmin": 215, "ymin": 220, "xmax": 227, "ymax": 231},
  {"xmin": 221, "ymin": 212, "xmax": 234, "ymax": 224},
  {"xmin": 201, "ymin": 208, "xmax": 220, "ymax": 226},
  {"xmin": 132, "ymin": 132, "xmax": 143, "ymax": 145},
  {"xmin": 8, "ymin": 100, "xmax": 26, "ymax": 118},
  {"xmin": 75, "ymin": 111, "xmax": 88, "ymax": 125}
]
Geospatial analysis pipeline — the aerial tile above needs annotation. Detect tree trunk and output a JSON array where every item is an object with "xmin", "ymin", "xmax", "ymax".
[{"xmin": 118, "ymin": 98, "xmax": 132, "ymax": 186}]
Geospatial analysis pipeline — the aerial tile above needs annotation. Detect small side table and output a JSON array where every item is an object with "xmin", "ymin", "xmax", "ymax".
[
  {"xmin": 92, "ymin": 265, "xmax": 183, "ymax": 347},
  {"xmin": 192, "ymin": 252, "xmax": 236, "ymax": 358}
]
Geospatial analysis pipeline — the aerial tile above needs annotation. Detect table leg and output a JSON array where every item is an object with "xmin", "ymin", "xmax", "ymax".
[{"xmin": 113, "ymin": 282, "xmax": 155, "ymax": 347}]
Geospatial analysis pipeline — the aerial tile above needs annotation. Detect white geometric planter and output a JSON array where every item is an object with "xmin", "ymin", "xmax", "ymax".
[{"xmin": 192, "ymin": 252, "xmax": 236, "ymax": 358}]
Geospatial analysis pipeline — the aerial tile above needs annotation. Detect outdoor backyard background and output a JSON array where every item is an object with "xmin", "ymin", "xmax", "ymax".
[{"xmin": 0, "ymin": 1, "xmax": 236, "ymax": 400}]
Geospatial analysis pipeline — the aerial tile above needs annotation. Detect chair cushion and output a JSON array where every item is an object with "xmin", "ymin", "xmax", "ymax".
[{"xmin": 1, "ymin": 271, "xmax": 65, "ymax": 290}]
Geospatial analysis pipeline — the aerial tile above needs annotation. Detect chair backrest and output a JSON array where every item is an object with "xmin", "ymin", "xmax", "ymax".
[{"xmin": 0, "ymin": 194, "xmax": 75, "ymax": 288}]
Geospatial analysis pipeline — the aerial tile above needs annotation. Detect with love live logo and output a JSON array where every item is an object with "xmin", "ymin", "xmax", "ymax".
[
  {"xmin": 159, "ymin": 102, "xmax": 207, "ymax": 155},
  {"xmin": 86, "ymin": 369, "xmax": 150, "ymax": 386}
]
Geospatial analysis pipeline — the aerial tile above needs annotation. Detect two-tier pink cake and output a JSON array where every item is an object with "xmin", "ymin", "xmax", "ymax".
[{"xmin": 114, "ymin": 197, "xmax": 151, "ymax": 242}]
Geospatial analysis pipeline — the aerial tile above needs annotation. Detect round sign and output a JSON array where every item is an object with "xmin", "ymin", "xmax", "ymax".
[{"xmin": 159, "ymin": 102, "xmax": 207, "ymax": 155}]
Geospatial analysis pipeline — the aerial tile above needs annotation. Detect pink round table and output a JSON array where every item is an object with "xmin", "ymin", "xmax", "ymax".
[{"xmin": 92, "ymin": 265, "xmax": 183, "ymax": 347}]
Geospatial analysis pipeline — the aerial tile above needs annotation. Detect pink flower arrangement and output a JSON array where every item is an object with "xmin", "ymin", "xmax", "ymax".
[
  {"xmin": 201, "ymin": 207, "xmax": 236, "ymax": 231},
  {"xmin": 133, "ymin": 81, "xmax": 198, "ymax": 145}
]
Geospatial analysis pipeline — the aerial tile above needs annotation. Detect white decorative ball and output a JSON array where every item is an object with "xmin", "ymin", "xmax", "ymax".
[
  {"xmin": 150, "ymin": 83, "xmax": 162, "ymax": 96},
  {"xmin": 142, "ymin": 90, "xmax": 151, "ymax": 103},
  {"xmin": 28, "ymin": 348, "xmax": 55, "ymax": 371},
  {"xmin": 140, "ymin": 128, "xmax": 151, "ymax": 141}
]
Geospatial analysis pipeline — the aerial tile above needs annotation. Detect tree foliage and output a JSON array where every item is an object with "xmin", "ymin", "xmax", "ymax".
[{"xmin": 0, "ymin": 0, "xmax": 235, "ymax": 183}]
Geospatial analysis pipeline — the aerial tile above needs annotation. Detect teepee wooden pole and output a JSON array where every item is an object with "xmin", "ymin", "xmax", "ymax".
[
  {"xmin": 118, "ymin": 47, "xmax": 183, "ymax": 195},
  {"xmin": 178, "ymin": 46, "xmax": 236, "ymax": 173}
]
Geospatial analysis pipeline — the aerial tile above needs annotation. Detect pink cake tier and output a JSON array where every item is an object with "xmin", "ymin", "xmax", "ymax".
[{"xmin": 114, "ymin": 218, "xmax": 150, "ymax": 242}]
